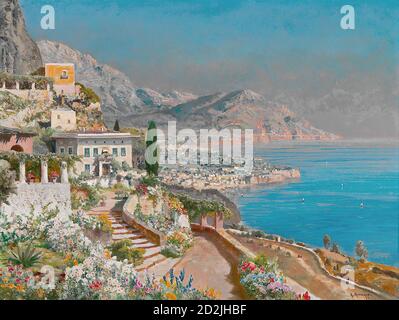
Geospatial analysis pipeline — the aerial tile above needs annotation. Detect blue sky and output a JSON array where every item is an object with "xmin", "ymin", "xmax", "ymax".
[{"xmin": 20, "ymin": 0, "xmax": 398, "ymax": 95}]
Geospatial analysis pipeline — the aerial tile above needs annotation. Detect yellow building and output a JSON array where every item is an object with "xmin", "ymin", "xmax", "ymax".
[
  {"xmin": 45, "ymin": 63, "xmax": 76, "ymax": 95},
  {"xmin": 51, "ymin": 107, "xmax": 77, "ymax": 131}
]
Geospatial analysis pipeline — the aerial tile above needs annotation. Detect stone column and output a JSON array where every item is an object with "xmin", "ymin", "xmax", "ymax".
[
  {"xmin": 15, "ymin": 81, "xmax": 19, "ymax": 90},
  {"xmin": 19, "ymin": 160, "xmax": 26, "ymax": 184},
  {"xmin": 46, "ymin": 83, "xmax": 51, "ymax": 91},
  {"xmin": 61, "ymin": 162, "xmax": 68, "ymax": 183},
  {"xmin": 31, "ymin": 82, "xmax": 36, "ymax": 90},
  {"xmin": 1, "ymin": 82, "xmax": 5, "ymax": 90},
  {"xmin": 41, "ymin": 160, "xmax": 48, "ymax": 184},
  {"xmin": 214, "ymin": 212, "xmax": 224, "ymax": 231}
]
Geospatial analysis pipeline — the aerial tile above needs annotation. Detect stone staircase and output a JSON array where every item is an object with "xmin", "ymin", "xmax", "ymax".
[{"xmin": 89, "ymin": 210, "xmax": 179, "ymax": 276}]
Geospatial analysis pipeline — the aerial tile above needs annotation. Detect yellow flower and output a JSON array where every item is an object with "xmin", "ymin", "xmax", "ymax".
[
  {"xmin": 73, "ymin": 259, "xmax": 79, "ymax": 266},
  {"xmin": 205, "ymin": 288, "xmax": 221, "ymax": 299},
  {"xmin": 37, "ymin": 288, "xmax": 45, "ymax": 299},
  {"xmin": 3, "ymin": 277, "xmax": 9, "ymax": 284},
  {"xmin": 64, "ymin": 253, "xmax": 72, "ymax": 263},
  {"xmin": 16, "ymin": 284, "xmax": 25, "ymax": 293},
  {"xmin": 104, "ymin": 249, "xmax": 112, "ymax": 260},
  {"xmin": 165, "ymin": 292, "xmax": 177, "ymax": 300}
]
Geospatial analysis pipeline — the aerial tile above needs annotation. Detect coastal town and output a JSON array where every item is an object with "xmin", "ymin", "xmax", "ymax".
[{"xmin": 0, "ymin": 0, "xmax": 398, "ymax": 303}]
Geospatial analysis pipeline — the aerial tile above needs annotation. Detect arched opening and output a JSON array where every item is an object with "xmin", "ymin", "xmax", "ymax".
[{"xmin": 11, "ymin": 145, "xmax": 24, "ymax": 152}]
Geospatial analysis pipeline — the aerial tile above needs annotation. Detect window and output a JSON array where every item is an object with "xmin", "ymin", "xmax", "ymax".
[
  {"xmin": 84, "ymin": 148, "xmax": 90, "ymax": 157},
  {"xmin": 84, "ymin": 164, "xmax": 91, "ymax": 173},
  {"xmin": 112, "ymin": 148, "xmax": 118, "ymax": 156},
  {"xmin": 121, "ymin": 147, "xmax": 126, "ymax": 157},
  {"xmin": 93, "ymin": 148, "xmax": 99, "ymax": 157},
  {"xmin": 57, "ymin": 115, "xmax": 61, "ymax": 120},
  {"xmin": 68, "ymin": 147, "xmax": 73, "ymax": 155},
  {"xmin": 68, "ymin": 120, "xmax": 71, "ymax": 124},
  {"xmin": 60, "ymin": 147, "xmax": 65, "ymax": 154}
]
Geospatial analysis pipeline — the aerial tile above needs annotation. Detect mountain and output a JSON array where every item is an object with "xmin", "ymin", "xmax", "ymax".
[
  {"xmin": 169, "ymin": 89, "xmax": 339, "ymax": 142},
  {"xmin": 37, "ymin": 41, "xmax": 338, "ymax": 141},
  {"xmin": 37, "ymin": 40, "xmax": 197, "ymax": 126},
  {"xmin": 0, "ymin": 0, "xmax": 42, "ymax": 75},
  {"xmin": 136, "ymin": 88, "xmax": 198, "ymax": 108}
]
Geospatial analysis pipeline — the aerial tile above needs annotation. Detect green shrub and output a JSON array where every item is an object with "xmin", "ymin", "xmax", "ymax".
[
  {"xmin": 109, "ymin": 240, "xmax": 145, "ymax": 266},
  {"xmin": 160, "ymin": 247, "xmax": 181, "ymax": 259},
  {"xmin": 4, "ymin": 242, "xmax": 42, "ymax": 268}
]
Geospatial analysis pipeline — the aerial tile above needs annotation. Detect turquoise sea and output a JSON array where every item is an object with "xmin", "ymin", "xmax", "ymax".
[{"xmin": 238, "ymin": 142, "xmax": 399, "ymax": 267}]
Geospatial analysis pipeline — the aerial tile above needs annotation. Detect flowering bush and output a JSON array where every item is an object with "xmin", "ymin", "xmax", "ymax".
[
  {"xmin": 239, "ymin": 255, "xmax": 306, "ymax": 300},
  {"xmin": 0, "ymin": 264, "xmax": 58, "ymax": 300},
  {"xmin": 161, "ymin": 230, "xmax": 193, "ymax": 258},
  {"xmin": 71, "ymin": 211, "xmax": 112, "ymax": 234},
  {"xmin": 166, "ymin": 194, "xmax": 187, "ymax": 215},
  {"xmin": 129, "ymin": 269, "xmax": 216, "ymax": 300},
  {"xmin": 61, "ymin": 254, "xmax": 137, "ymax": 300},
  {"xmin": 134, "ymin": 204, "xmax": 175, "ymax": 233}
]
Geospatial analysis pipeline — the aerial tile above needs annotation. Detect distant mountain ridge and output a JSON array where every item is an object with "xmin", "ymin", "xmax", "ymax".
[{"xmin": 37, "ymin": 40, "xmax": 339, "ymax": 142}]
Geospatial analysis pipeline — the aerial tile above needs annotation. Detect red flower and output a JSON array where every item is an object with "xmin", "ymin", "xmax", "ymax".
[
  {"xmin": 303, "ymin": 291, "xmax": 311, "ymax": 300},
  {"xmin": 89, "ymin": 280, "xmax": 102, "ymax": 291}
]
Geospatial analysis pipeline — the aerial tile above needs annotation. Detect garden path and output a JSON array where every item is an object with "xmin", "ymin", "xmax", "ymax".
[{"xmin": 173, "ymin": 232, "xmax": 248, "ymax": 300}]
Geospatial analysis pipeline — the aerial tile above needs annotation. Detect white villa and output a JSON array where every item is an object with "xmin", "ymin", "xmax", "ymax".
[{"xmin": 52, "ymin": 131, "xmax": 136, "ymax": 176}]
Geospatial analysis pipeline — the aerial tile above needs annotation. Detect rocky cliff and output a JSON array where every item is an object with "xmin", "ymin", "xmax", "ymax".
[{"xmin": 0, "ymin": 0, "xmax": 42, "ymax": 75}]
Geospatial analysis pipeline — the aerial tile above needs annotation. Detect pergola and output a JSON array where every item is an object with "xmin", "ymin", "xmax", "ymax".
[{"xmin": 0, "ymin": 126, "xmax": 37, "ymax": 144}]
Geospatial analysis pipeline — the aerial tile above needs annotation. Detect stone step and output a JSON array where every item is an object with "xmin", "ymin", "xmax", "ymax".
[
  {"xmin": 112, "ymin": 228, "xmax": 133, "ymax": 235},
  {"xmin": 112, "ymin": 233, "xmax": 145, "ymax": 241},
  {"xmin": 136, "ymin": 254, "xmax": 168, "ymax": 272},
  {"xmin": 111, "ymin": 223, "xmax": 130, "ymax": 229},
  {"xmin": 88, "ymin": 212, "xmax": 110, "ymax": 216},
  {"xmin": 130, "ymin": 238, "xmax": 152, "ymax": 245},
  {"xmin": 109, "ymin": 219, "xmax": 124, "ymax": 224},
  {"xmin": 131, "ymin": 242, "xmax": 158, "ymax": 249},
  {"xmin": 143, "ymin": 246, "xmax": 161, "ymax": 259},
  {"xmin": 110, "ymin": 213, "xmax": 122, "ymax": 217}
]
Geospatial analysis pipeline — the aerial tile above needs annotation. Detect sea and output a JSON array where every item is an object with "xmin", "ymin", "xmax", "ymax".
[{"xmin": 238, "ymin": 142, "xmax": 399, "ymax": 267}]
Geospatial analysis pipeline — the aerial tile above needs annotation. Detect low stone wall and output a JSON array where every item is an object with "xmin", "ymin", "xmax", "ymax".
[
  {"xmin": 191, "ymin": 223, "xmax": 255, "ymax": 260},
  {"xmin": 1, "ymin": 182, "xmax": 71, "ymax": 217},
  {"xmin": 0, "ymin": 88, "xmax": 52, "ymax": 102},
  {"xmin": 122, "ymin": 195, "xmax": 166, "ymax": 245}
]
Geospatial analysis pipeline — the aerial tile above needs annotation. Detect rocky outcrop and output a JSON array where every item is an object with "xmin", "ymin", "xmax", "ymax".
[{"xmin": 0, "ymin": 0, "xmax": 42, "ymax": 75}]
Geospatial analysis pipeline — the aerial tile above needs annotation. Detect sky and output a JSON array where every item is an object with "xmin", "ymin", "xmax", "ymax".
[{"xmin": 19, "ymin": 0, "xmax": 398, "ymax": 95}]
